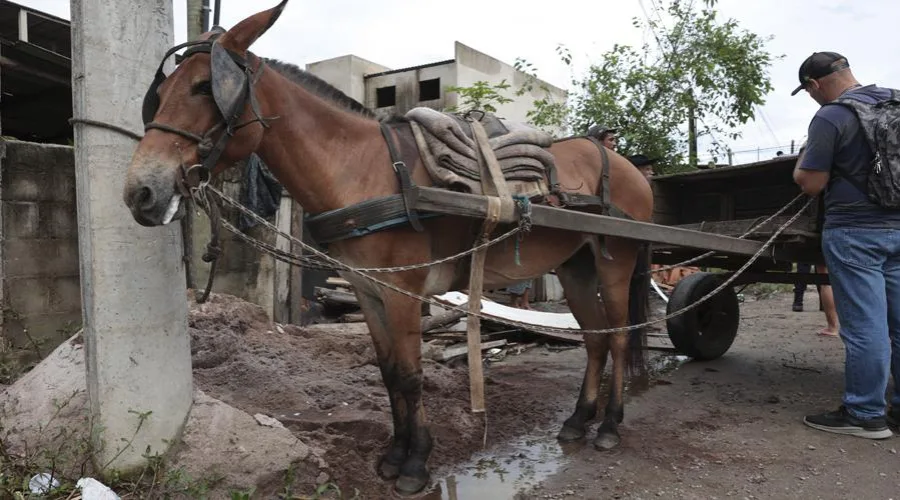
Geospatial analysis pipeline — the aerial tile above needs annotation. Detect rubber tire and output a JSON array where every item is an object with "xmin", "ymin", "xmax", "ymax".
[{"xmin": 666, "ymin": 272, "xmax": 740, "ymax": 361}]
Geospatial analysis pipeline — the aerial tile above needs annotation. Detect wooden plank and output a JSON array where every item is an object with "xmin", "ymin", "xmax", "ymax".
[
  {"xmin": 674, "ymin": 217, "xmax": 819, "ymax": 239},
  {"xmin": 435, "ymin": 339, "xmax": 508, "ymax": 362},
  {"xmin": 411, "ymin": 187, "xmax": 767, "ymax": 257}
]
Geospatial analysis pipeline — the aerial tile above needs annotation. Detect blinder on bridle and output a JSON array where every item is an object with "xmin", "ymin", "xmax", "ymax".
[{"xmin": 141, "ymin": 28, "xmax": 275, "ymax": 191}]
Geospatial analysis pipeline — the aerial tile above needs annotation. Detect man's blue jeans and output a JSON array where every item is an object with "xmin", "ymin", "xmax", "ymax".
[{"xmin": 822, "ymin": 227, "xmax": 900, "ymax": 420}]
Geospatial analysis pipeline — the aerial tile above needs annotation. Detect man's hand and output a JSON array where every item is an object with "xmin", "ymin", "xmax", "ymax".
[{"xmin": 793, "ymin": 167, "xmax": 830, "ymax": 196}]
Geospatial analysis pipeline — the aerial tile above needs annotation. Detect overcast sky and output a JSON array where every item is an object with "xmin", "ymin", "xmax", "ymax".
[{"xmin": 20, "ymin": 0, "xmax": 900, "ymax": 164}]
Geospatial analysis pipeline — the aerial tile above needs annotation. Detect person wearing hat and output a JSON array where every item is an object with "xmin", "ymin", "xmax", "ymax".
[
  {"xmin": 791, "ymin": 51, "xmax": 900, "ymax": 439},
  {"xmin": 627, "ymin": 154, "xmax": 658, "ymax": 181},
  {"xmin": 586, "ymin": 124, "xmax": 618, "ymax": 150}
]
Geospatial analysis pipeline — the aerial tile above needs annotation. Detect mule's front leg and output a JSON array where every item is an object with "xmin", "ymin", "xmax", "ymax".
[
  {"xmin": 352, "ymin": 288, "xmax": 410, "ymax": 480},
  {"xmin": 385, "ymin": 293, "xmax": 433, "ymax": 495}
]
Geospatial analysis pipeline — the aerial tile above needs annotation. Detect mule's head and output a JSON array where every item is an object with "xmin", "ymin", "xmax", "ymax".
[{"xmin": 123, "ymin": 1, "xmax": 288, "ymax": 226}]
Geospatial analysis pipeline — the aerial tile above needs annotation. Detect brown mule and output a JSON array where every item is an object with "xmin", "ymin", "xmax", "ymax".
[{"xmin": 123, "ymin": 1, "xmax": 654, "ymax": 494}]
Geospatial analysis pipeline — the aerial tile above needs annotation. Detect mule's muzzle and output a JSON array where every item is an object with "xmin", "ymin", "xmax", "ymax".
[{"xmin": 124, "ymin": 168, "xmax": 185, "ymax": 227}]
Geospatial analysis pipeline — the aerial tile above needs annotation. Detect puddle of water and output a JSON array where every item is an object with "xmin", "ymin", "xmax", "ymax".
[
  {"xmin": 428, "ymin": 429, "xmax": 573, "ymax": 500},
  {"xmin": 423, "ymin": 353, "xmax": 690, "ymax": 500}
]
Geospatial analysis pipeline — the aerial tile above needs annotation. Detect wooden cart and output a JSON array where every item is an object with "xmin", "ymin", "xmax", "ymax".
[{"xmin": 407, "ymin": 153, "xmax": 826, "ymax": 362}]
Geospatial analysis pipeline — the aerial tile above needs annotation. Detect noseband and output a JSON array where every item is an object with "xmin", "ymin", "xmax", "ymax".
[{"xmin": 142, "ymin": 29, "xmax": 276, "ymax": 192}]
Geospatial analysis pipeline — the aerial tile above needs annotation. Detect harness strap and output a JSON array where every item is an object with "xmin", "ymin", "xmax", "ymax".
[
  {"xmin": 581, "ymin": 136, "xmax": 615, "ymax": 260},
  {"xmin": 380, "ymin": 123, "xmax": 424, "ymax": 232},
  {"xmin": 468, "ymin": 118, "xmax": 516, "ymax": 222},
  {"xmin": 583, "ymin": 136, "xmax": 612, "ymax": 216}
]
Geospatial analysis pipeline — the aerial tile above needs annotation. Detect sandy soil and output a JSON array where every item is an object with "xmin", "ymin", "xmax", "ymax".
[
  {"xmin": 187, "ymin": 290, "xmax": 899, "ymax": 499},
  {"xmin": 188, "ymin": 293, "xmax": 583, "ymax": 498}
]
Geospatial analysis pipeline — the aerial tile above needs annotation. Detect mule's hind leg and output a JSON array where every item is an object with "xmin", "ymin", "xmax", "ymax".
[
  {"xmin": 594, "ymin": 238, "xmax": 641, "ymax": 450},
  {"xmin": 555, "ymin": 246, "xmax": 612, "ymax": 442}
]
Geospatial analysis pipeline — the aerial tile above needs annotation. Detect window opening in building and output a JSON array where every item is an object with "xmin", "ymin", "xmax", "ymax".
[
  {"xmin": 376, "ymin": 85, "xmax": 396, "ymax": 107},
  {"xmin": 419, "ymin": 78, "xmax": 440, "ymax": 101}
]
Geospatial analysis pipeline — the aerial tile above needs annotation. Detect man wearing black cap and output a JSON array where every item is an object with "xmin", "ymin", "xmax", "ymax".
[
  {"xmin": 792, "ymin": 51, "xmax": 900, "ymax": 439},
  {"xmin": 627, "ymin": 154, "xmax": 658, "ymax": 181},
  {"xmin": 586, "ymin": 124, "xmax": 618, "ymax": 150}
]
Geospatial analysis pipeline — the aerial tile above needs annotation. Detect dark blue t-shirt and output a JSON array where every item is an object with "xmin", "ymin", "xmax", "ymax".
[{"xmin": 799, "ymin": 84, "xmax": 900, "ymax": 229}]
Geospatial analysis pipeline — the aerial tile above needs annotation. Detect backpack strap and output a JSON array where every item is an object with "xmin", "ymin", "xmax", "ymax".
[{"xmin": 821, "ymin": 88, "xmax": 899, "ymax": 197}]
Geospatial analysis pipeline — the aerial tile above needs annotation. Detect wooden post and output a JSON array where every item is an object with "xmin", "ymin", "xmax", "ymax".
[
  {"xmin": 273, "ymin": 191, "xmax": 292, "ymax": 323},
  {"xmin": 289, "ymin": 200, "xmax": 305, "ymax": 324},
  {"xmin": 463, "ymin": 120, "xmax": 514, "ymax": 413}
]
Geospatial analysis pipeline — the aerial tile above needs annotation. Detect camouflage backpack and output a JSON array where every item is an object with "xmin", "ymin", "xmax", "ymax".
[{"xmin": 831, "ymin": 88, "xmax": 900, "ymax": 208}]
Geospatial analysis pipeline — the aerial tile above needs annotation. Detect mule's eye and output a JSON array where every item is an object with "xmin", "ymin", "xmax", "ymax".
[{"xmin": 192, "ymin": 81, "xmax": 213, "ymax": 96}]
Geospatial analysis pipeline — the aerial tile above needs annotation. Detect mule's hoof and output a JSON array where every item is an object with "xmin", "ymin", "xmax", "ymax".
[
  {"xmin": 395, "ymin": 473, "xmax": 430, "ymax": 495},
  {"xmin": 377, "ymin": 458, "xmax": 401, "ymax": 480},
  {"xmin": 593, "ymin": 432, "xmax": 621, "ymax": 451},
  {"xmin": 557, "ymin": 425, "xmax": 586, "ymax": 442}
]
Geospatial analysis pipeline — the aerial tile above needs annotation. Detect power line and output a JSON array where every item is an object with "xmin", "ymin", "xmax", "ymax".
[{"xmin": 754, "ymin": 105, "xmax": 781, "ymax": 145}]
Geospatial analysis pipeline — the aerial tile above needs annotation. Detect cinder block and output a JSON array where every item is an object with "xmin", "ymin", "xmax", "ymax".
[
  {"xmin": 6, "ymin": 277, "xmax": 51, "ymax": 316},
  {"xmin": 46, "ymin": 202, "xmax": 79, "ymax": 239},
  {"xmin": 3, "ymin": 202, "xmax": 40, "ymax": 239},
  {"xmin": 3, "ymin": 239, "xmax": 57, "ymax": 278},
  {"xmin": 51, "ymin": 239, "xmax": 82, "ymax": 275},
  {"xmin": 48, "ymin": 275, "xmax": 82, "ymax": 314},
  {"xmin": 49, "ymin": 172, "xmax": 76, "ymax": 204},
  {"xmin": 3, "ymin": 171, "xmax": 47, "ymax": 202}
]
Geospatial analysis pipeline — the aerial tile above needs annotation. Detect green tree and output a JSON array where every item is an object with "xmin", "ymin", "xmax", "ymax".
[
  {"xmin": 557, "ymin": 0, "xmax": 780, "ymax": 173},
  {"xmin": 444, "ymin": 80, "xmax": 514, "ymax": 114}
]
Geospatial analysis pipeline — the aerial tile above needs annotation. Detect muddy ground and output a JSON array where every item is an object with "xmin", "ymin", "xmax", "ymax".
[{"xmin": 189, "ymin": 290, "xmax": 899, "ymax": 499}]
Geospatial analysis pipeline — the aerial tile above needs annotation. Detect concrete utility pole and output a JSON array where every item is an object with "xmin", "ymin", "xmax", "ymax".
[
  {"xmin": 187, "ymin": 0, "xmax": 204, "ymax": 40},
  {"xmin": 70, "ymin": 0, "xmax": 192, "ymax": 474}
]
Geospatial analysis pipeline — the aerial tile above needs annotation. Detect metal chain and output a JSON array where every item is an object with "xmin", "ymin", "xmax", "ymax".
[
  {"xmin": 206, "ymin": 185, "xmax": 525, "ymax": 273},
  {"xmin": 200, "ymin": 183, "xmax": 814, "ymax": 335}
]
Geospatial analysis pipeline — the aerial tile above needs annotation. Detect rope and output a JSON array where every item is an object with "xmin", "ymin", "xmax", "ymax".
[{"xmin": 68, "ymin": 118, "xmax": 144, "ymax": 141}]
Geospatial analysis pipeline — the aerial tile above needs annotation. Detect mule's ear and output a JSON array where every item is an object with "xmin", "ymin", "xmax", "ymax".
[{"xmin": 218, "ymin": 0, "xmax": 288, "ymax": 54}]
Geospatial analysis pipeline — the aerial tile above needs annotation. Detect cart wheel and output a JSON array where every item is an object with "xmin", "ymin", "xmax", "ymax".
[{"xmin": 666, "ymin": 272, "xmax": 739, "ymax": 361}]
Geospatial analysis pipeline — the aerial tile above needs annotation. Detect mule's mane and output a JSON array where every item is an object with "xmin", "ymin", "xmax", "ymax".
[{"xmin": 262, "ymin": 58, "xmax": 377, "ymax": 119}]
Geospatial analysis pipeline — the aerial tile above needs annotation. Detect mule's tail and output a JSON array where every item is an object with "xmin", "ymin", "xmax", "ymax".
[{"xmin": 626, "ymin": 242, "xmax": 651, "ymax": 376}]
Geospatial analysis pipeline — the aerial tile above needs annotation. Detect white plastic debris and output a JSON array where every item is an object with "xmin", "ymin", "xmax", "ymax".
[
  {"xmin": 76, "ymin": 477, "xmax": 121, "ymax": 500},
  {"xmin": 28, "ymin": 473, "xmax": 59, "ymax": 494}
]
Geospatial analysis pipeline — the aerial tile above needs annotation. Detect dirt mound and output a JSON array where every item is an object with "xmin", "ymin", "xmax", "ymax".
[{"xmin": 188, "ymin": 293, "xmax": 579, "ymax": 497}]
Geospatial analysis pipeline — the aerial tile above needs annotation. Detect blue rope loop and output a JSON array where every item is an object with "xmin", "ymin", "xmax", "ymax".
[{"xmin": 512, "ymin": 195, "xmax": 533, "ymax": 266}]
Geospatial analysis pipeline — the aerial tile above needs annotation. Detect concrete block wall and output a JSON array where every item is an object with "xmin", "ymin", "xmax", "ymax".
[{"xmin": 1, "ymin": 139, "xmax": 81, "ymax": 349}]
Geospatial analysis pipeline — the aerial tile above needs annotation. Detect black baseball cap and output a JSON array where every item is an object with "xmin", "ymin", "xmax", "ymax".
[
  {"xmin": 790, "ymin": 51, "xmax": 850, "ymax": 96},
  {"xmin": 627, "ymin": 154, "xmax": 659, "ymax": 167}
]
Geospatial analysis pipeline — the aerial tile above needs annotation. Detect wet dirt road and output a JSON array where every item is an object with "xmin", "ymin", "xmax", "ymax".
[{"xmin": 426, "ymin": 292, "xmax": 900, "ymax": 500}]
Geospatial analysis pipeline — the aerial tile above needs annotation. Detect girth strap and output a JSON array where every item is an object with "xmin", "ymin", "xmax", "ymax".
[{"xmin": 380, "ymin": 123, "xmax": 424, "ymax": 232}]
